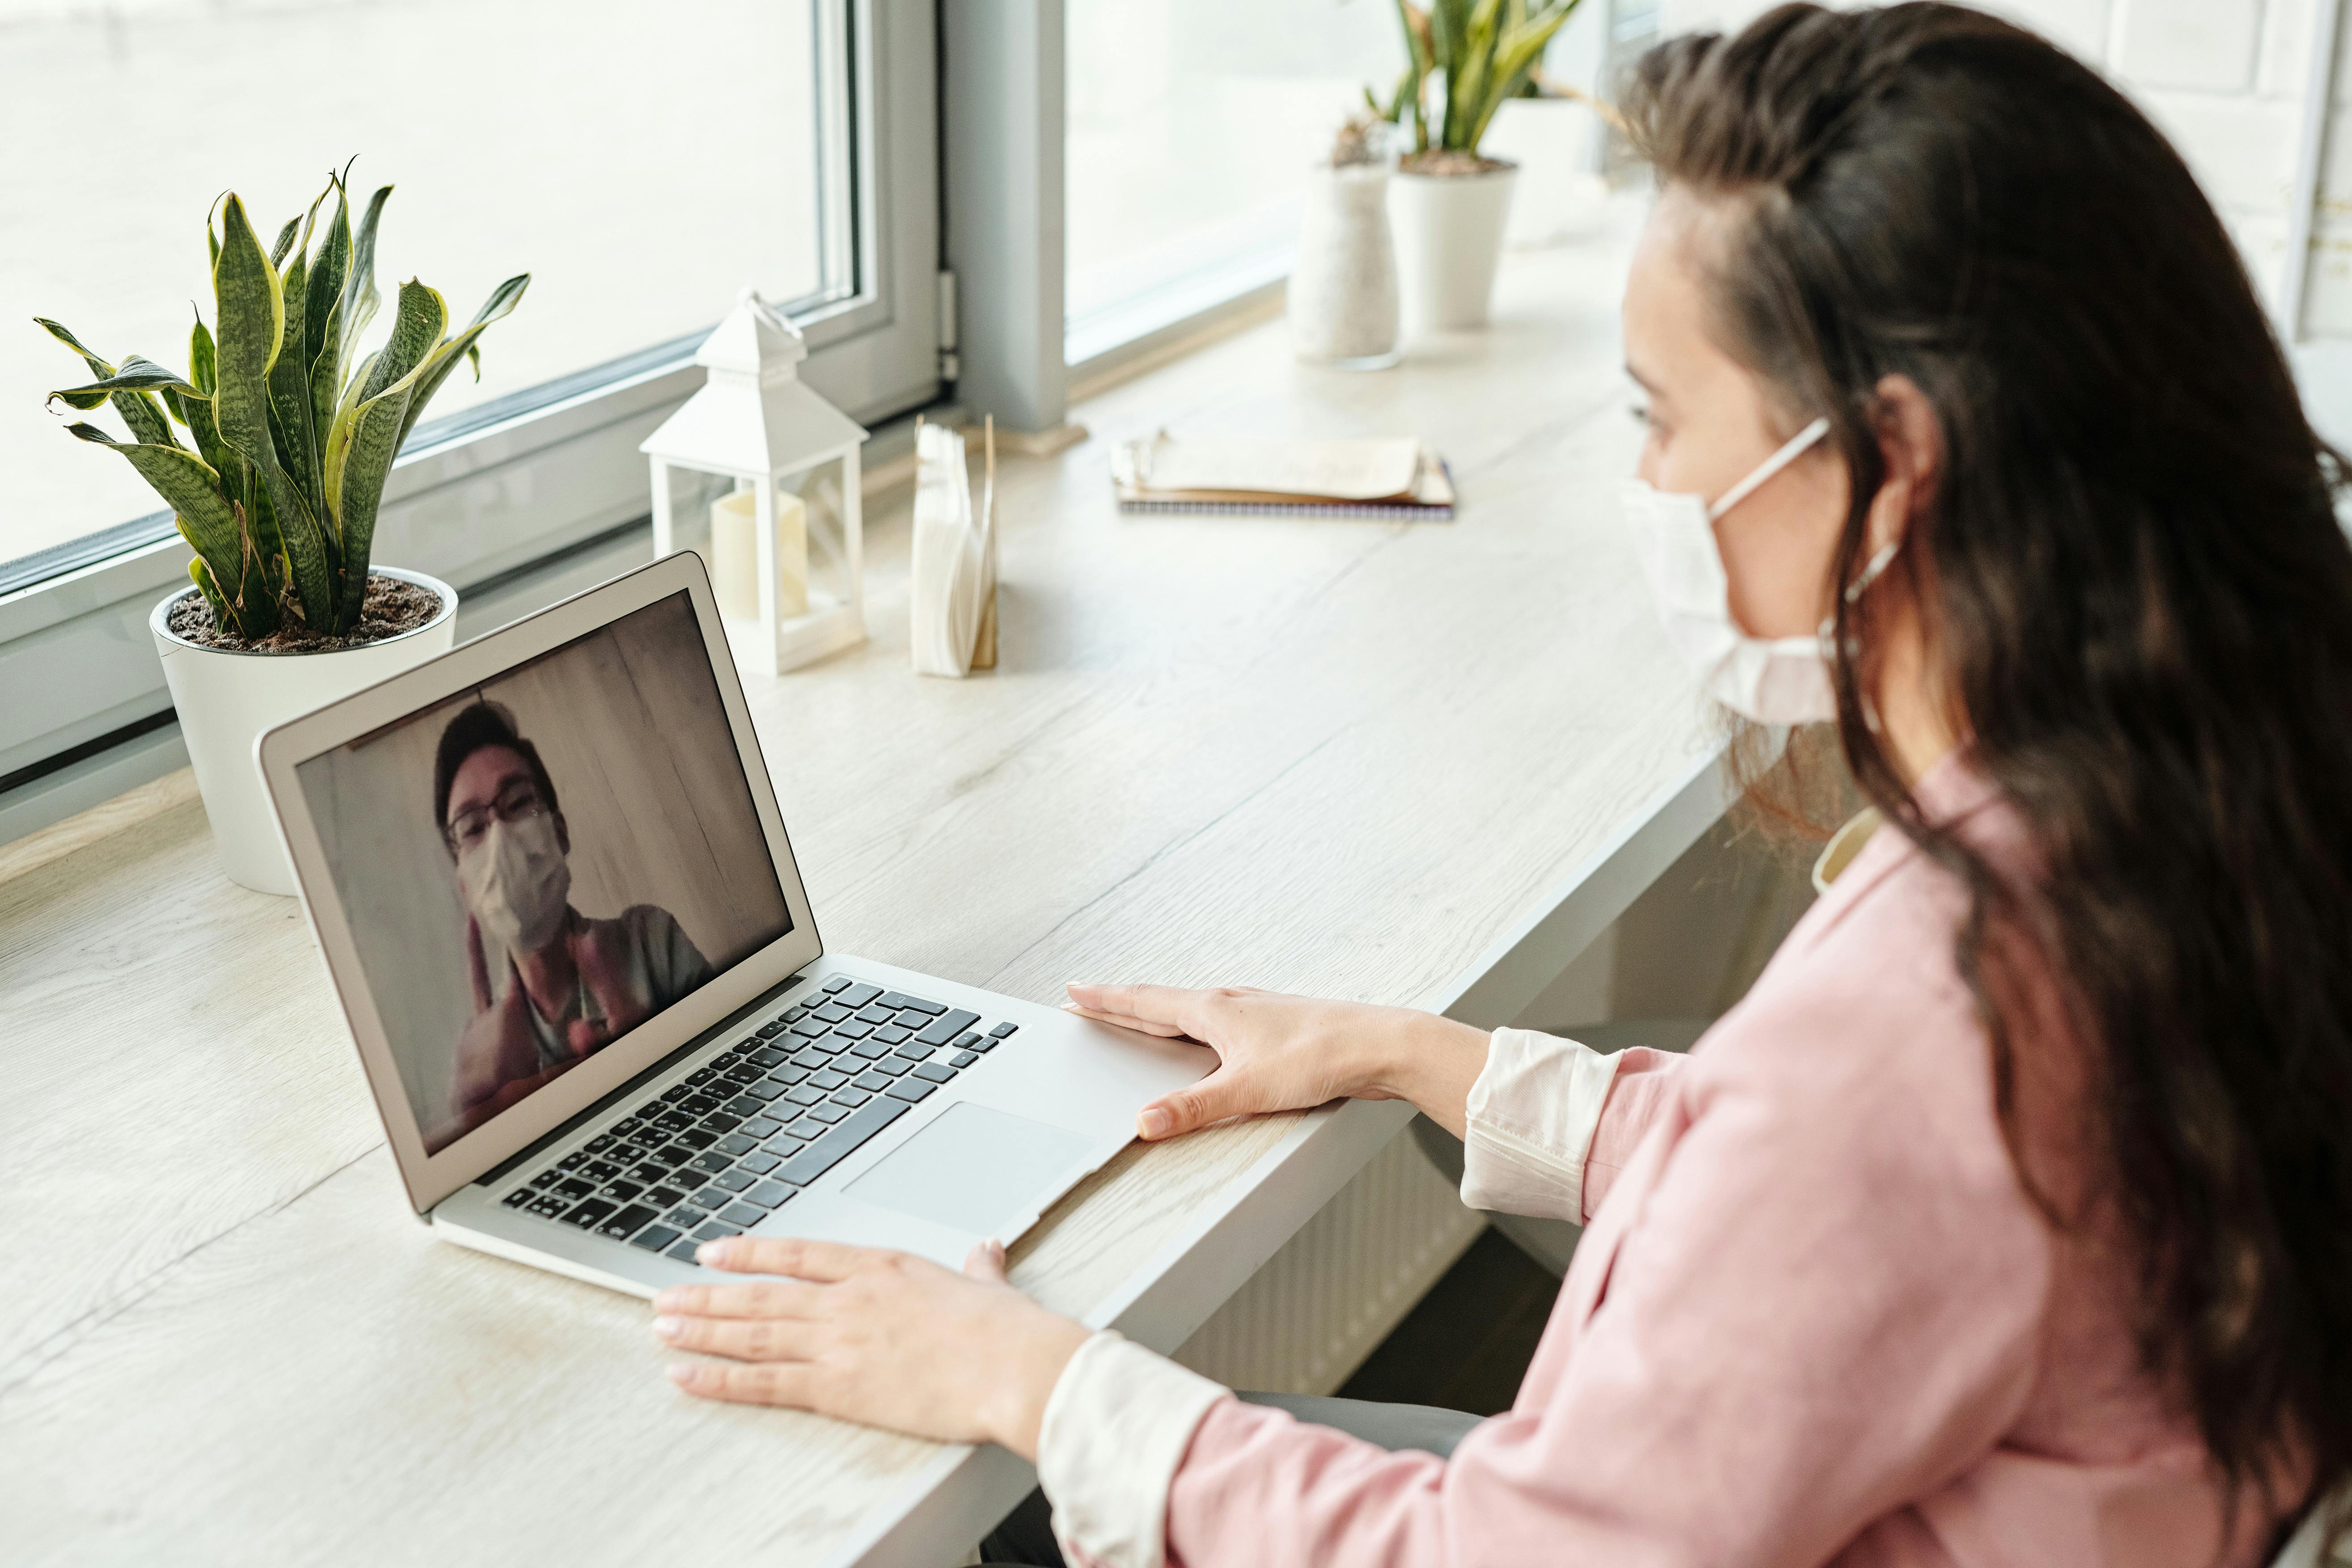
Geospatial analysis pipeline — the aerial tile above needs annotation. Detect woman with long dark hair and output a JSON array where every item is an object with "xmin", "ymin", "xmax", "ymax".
[{"xmin": 644, "ymin": 6, "xmax": 2352, "ymax": 1563}]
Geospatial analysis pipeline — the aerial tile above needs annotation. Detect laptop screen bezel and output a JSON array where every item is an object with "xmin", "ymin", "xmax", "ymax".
[{"xmin": 257, "ymin": 553, "xmax": 823, "ymax": 1214}]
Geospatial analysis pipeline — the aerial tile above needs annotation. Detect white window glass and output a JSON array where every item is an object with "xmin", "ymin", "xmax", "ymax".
[
  {"xmin": 1064, "ymin": 0, "xmax": 1403, "ymax": 362},
  {"xmin": 4, "ymin": 0, "xmax": 845, "ymax": 571}
]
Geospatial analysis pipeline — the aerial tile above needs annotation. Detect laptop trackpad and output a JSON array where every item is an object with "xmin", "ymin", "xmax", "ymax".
[{"xmin": 844, "ymin": 1103, "xmax": 1095, "ymax": 1238}]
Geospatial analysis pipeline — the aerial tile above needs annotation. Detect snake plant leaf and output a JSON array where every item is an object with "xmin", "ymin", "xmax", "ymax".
[
  {"xmin": 189, "ymin": 310, "xmax": 216, "ymax": 397},
  {"xmin": 338, "ymin": 184, "xmax": 393, "ymax": 384},
  {"xmin": 271, "ymin": 207, "xmax": 322, "ymax": 516},
  {"xmin": 268, "ymin": 213, "xmax": 302, "ymax": 268},
  {"xmin": 357, "ymin": 279, "xmax": 447, "ymax": 404},
  {"xmin": 391, "ymin": 273, "xmax": 528, "ymax": 450},
  {"xmin": 215, "ymin": 193, "xmax": 337, "ymax": 628},
  {"xmin": 34, "ymin": 316, "xmax": 110, "ymax": 368},
  {"xmin": 305, "ymin": 179, "xmax": 353, "ymax": 441},
  {"xmin": 187, "ymin": 555, "xmax": 229, "ymax": 623},
  {"xmin": 179, "ymin": 379, "xmax": 241, "ymax": 510},
  {"xmin": 47, "ymin": 356, "xmax": 204, "ymax": 410},
  {"xmin": 330, "ymin": 366, "xmax": 428, "ymax": 628},
  {"xmin": 64, "ymin": 422, "xmax": 245, "ymax": 602},
  {"xmin": 1462, "ymin": 0, "xmax": 1577, "ymax": 150}
]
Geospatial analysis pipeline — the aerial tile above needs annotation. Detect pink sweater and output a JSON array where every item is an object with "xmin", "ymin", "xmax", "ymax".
[{"xmin": 1143, "ymin": 763, "xmax": 2273, "ymax": 1567}]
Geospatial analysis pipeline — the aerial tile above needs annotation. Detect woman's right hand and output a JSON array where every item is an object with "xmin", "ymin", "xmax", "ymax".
[{"xmin": 1062, "ymin": 983, "xmax": 1492, "ymax": 1141}]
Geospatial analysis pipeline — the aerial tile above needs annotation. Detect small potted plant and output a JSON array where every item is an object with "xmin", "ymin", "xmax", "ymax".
[
  {"xmin": 41, "ymin": 169, "xmax": 528, "ymax": 895},
  {"xmin": 1375, "ymin": 0, "xmax": 1582, "ymax": 332}
]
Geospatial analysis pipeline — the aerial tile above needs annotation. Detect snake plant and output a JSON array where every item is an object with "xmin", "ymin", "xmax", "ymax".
[
  {"xmin": 1376, "ymin": 0, "xmax": 1583, "ymax": 158},
  {"xmin": 40, "ymin": 170, "xmax": 529, "ymax": 640}
]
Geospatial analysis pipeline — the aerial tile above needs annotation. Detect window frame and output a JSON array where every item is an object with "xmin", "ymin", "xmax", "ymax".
[{"xmin": 0, "ymin": 0, "xmax": 939, "ymax": 829}]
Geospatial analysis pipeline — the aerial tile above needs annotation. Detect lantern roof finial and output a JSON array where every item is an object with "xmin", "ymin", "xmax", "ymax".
[{"xmin": 696, "ymin": 287, "xmax": 808, "ymax": 385}]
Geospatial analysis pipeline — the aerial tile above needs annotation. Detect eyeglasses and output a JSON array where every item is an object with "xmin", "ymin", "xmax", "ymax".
[{"xmin": 445, "ymin": 779, "xmax": 549, "ymax": 852}]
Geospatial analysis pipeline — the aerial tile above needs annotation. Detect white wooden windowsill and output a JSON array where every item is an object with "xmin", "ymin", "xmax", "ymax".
[{"xmin": 0, "ymin": 201, "xmax": 1733, "ymax": 1568}]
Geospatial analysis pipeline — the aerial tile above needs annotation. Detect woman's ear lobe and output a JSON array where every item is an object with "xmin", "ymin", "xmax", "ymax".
[{"xmin": 1872, "ymin": 374, "xmax": 1945, "ymax": 492}]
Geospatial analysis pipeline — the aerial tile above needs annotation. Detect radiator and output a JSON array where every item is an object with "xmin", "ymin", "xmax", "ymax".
[{"xmin": 1169, "ymin": 1126, "xmax": 1487, "ymax": 1396}]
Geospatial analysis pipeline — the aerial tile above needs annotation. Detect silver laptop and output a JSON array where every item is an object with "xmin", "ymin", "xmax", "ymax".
[{"xmin": 257, "ymin": 552, "xmax": 1207, "ymax": 1295}]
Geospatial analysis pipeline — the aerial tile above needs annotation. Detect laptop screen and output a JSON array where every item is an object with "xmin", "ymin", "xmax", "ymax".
[{"xmin": 293, "ymin": 590, "xmax": 793, "ymax": 1155}]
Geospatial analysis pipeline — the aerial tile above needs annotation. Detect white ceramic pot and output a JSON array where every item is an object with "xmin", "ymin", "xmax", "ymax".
[
  {"xmin": 1389, "ymin": 162, "xmax": 1518, "ymax": 334},
  {"xmin": 1289, "ymin": 163, "xmax": 1401, "ymax": 369},
  {"xmin": 1482, "ymin": 97, "xmax": 1607, "ymax": 248},
  {"xmin": 150, "ymin": 566, "xmax": 458, "ymax": 896}
]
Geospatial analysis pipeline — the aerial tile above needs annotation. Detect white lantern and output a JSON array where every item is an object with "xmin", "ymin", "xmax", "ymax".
[{"xmin": 641, "ymin": 288, "xmax": 869, "ymax": 676}]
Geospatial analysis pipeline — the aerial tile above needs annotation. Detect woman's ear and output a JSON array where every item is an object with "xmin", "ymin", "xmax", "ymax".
[{"xmin": 1867, "ymin": 374, "xmax": 1943, "ymax": 557}]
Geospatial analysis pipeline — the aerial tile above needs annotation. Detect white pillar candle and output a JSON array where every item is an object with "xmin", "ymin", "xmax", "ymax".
[{"xmin": 710, "ymin": 486, "xmax": 808, "ymax": 619}]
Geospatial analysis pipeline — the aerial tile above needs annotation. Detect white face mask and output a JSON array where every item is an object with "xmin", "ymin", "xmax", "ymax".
[
  {"xmin": 457, "ymin": 811, "xmax": 572, "ymax": 953},
  {"xmin": 1620, "ymin": 415, "xmax": 1898, "ymax": 724}
]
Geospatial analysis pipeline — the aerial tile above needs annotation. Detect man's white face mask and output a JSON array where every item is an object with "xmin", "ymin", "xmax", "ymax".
[
  {"xmin": 457, "ymin": 810, "xmax": 572, "ymax": 953},
  {"xmin": 1620, "ymin": 415, "xmax": 1898, "ymax": 724}
]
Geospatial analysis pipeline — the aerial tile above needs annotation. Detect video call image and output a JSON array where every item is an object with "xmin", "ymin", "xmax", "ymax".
[{"xmin": 297, "ymin": 592, "xmax": 792, "ymax": 1154}]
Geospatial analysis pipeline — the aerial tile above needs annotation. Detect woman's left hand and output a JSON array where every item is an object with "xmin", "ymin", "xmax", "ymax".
[{"xmin": 654, "ymin": 1235, "xmax": 1092, "ymax": 1458}]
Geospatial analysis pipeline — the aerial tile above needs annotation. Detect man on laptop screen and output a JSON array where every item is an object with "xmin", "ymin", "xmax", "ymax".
[{"xmin": 295, "ymin": 592, "xmax": 792, "ymax": 1154}]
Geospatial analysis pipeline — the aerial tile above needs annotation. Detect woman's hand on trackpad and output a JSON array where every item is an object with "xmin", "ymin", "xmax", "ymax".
[{"xmin": 1062, "ymin": 983, "xmax": 1491, "ymax": 1142}]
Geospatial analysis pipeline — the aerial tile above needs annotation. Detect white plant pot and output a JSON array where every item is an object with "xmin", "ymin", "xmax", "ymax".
[
  {"xmin": 1389, "ymin": 163, "xmax": 1518, "ymax": 334},
  {"xmin": 150, "ymin": 566, "xmax": 458, "ymax": 896},
  {"xmin": 1482, "ymin": 97, "xmax": 1608, "ymax": 248}
]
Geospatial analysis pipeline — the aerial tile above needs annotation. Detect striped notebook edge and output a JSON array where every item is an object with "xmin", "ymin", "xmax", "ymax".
[{"xmin": 1117, "ymin": 499, "xmax": 1455, "ymax": 520}]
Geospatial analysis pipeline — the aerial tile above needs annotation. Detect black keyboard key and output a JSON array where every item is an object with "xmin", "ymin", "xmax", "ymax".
[
  {"xmin": 649, "ymin": 1186, "xmax": 687, "ymax": 1209},
  {"xmin": 834, "ymin": 1087, "xmax": 873, "ymax": 1107},
  {"xmin": 893, "ymin": 1040, "xmax": 932, "ymax": 1061},
  {"xmin": 691, "ymin": 1221, "xmax": 741, "ymax": 1243},
  {"xmin": 611, "ymin": 1116, "xmax": 645, "ymax": 1138},
  {"xmin": 969, "ymin": 1034, "xmax": 998, "ymax": 1053},
  {"xmin": 746, "ymin": 1080, "xmax": 787, "ymax": 1102},
  {"xmin": 598, "ymin": 1204, "xmax": 660, "ymax": 1240},
  {"xmin": 554, "ymin": 1177, "xmax": 596, "ymax": 1201},
  {"xmin": 582, "ymin": 1159, "xmax": 623, "ymax": 1182},
  {"xmin": 736, "ymin": 1150, "xmax": 780, "ymax": 1175},
  {"xmin": 881, "ymin": 991, "xmax": 945, "ymax": 1014},
  {"xmin": 836, "ymin": 981, "xmax": 880, "ymax": 1006},
  {"xmin": 719, "ymin": 1202, "xmax": 766, "ymax": 1227},
  {"xmin": 874, "ymin": 1024, "xmax": 913, "ymax": 1046},
  {"xmin": 806, "ymin": 1103, "xmax": 850, "ymax": 1124},
  {"xmin": 853, "ymin": 1070, "xmax": 893, "ymax": 1093},
  {"xmin": 950, "ymin": 1031, "xmax": 981, "ymax": 1050},
  {"xmin": 671, "ymin": 1169, "xmax": 711, "ymax": 1192},
  {"xmin": 783, "ymin": 1114, "xmax": 830, "ymax": 1139},
  {"xmin": 598, "ymin": 1179, "xmax": 646, "ymax": 1202},
  {"xmin": 783, "ymin": 1084, "xmax": 825, "ymax": 1107},
  {"xmin": 778, "ymin": 1097, "xmax": 909, "ymax": 1186},
  {"xmin": 501, "ymin": 1188, "xmax": 532, "ymax": 1208},
  {"xmin": 855, "ymin": 1005, "xmax": 895, "ymax": 1025},
  {"xmin": 632, "ymin": 1225, "xmax": 683, "ymax": 1254},
  {"xmin": 950, "ymin": 1049, "xmax": 979, "ymax": 1068},
  {"xmin": 752, "ymin": 1047, "xmax": 787, "ymax": 1069},
  {"xmin": 526, "ymin": 1195, "xmax": 569, "ymax": 1217},
  {"xmin": 529, "ymin": 1169, "xmax": 562, "ymax": 1190},
  {"xmin": 715, "ymin": 1098, "xmax": 756, "ymax": 1120},
  {"xmin": 723, "ymin": 1063, "xmax": 761, "ymax": 1086},
  {"xmin": 654, "ymin": 1144, "xmax": 695, "ymax": 1166},
  {"xmin": 661, "ymin": 1086, "xmax": 692, "ymax": 1104},
  {"xmin": 918, "ymin": 1010, "xmax": 981, "ymax": 1046},
  {"xmin": 687, "ymin": 1067, "xmax": 718, "ymax": 1086},
  {"xmin": 791, "ymin": 1048, "xmax": 834, "ymax": 1069},
  {"xmin": 763, "ymin": 1133, "xmax": 808, "ymax": 1157},
  {"xmin": 679, "ymin": 1095, "xmax": 719, "ymax": 1117},
  {"xmin": 717, "ymin": 1133, "xmax": 757, "ymax": 1156},
  {"xmin": 689, "ymin": 1152, "xmax": 732, "ymax": 1175},
  {"xmin": 743, "ymin": 1117, "xmax": 783, "ymax": 1138},
  {"xmin": 829, "ymin": 1020, "xmax": 873, "ymax": 1040},
  {"xmin": 810, "ymin": 1068, "xmax": 850, "ymax": 1091},
  {"xmin": 713, "ymin": 1169, "xmax": 756, "ymax": 1192},
  {"xmin": 666, "ymin": 1238, "xmax": 705, "ymax": 1263},
  {"xmin": 627, "ymin": 1162, "xmax": 669, "ymax": 1185},
  {"xmin": 675, "ymin": 1128, "xmax": 718, "ymax": 1150},
  {"xmin": 873, "ymin": 1055, "xmax": 914, "ymax": 1077},
  {"xmin": 557, "ymin": 1152, "xmax": 587, "ymax": 1171},
  {"xmin": 664, "ymin": 1204, "xmax": 710, "ymax": 1228},
  {"xmin": 756, "ymin": 1020, "xmax": 787, "ymax": 1039},
  {"xmin": 847, "ymin": 1038, "xmax": 890, "ymax": 1061},
  {"xmin": 821, "ymin": 976, "xmax": 853, "ymax": 993},
  {"xmin": 562, "ymin": 1198, "xmax": 617, "ymax": 1229},
  {"xmin": 635, "ymin": 1101, "xmax": 667, "ymax": 1119},
  {"xmin": 584, "ymin": 1133, "xmax": 615, "ymax": 1153},
  {"xmin": 913, "ymin": 1061, "xmax": 957, "ymax": 1083},
  {"xmin": 611, "ymin": 1141, "xmax": 651, "ymax": 1163},
  {"xmin": 990, "ymin": 1023, "xmax": 1019, "ymax": 1039},
  {"xmin": 654, "ymin": 1111, "xmax": 693, "ymax": 1135},
  {"xmin": 790, "ymin": 1018, "xmax": 829, "ymax": 1038},
  {"xmin": 815, "ymin": 1003, "xmax": 854, "ymax": 1023},
  {"xmin": 745, "ymin": 1180, "xmax": 796, "ymax": 1209},
  {"xmin": 886, "ymin": 1078, "xmax": 938, "ymax": 1104}
]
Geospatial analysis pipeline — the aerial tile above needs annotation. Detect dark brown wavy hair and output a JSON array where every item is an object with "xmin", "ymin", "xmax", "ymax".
[{"xmin": 1627, "ymin": 4, "xmax": 2352, "ymax": 1555}]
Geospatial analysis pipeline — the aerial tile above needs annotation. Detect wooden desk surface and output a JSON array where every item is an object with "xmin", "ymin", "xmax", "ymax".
[{"xmin": 0, "ymin": 217, "xmax": 1719, "ymax": 1566}]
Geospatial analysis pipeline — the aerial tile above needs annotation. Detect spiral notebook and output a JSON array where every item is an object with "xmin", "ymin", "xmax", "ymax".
[{"xmin": 1111, "ymin": 433, "xmax": 1455, "ymax": 520}]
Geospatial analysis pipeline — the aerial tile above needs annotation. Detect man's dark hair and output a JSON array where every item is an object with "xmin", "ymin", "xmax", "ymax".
[{"xmin": 432, "ymin": 701, "xmax": 560, "ymax": 851}]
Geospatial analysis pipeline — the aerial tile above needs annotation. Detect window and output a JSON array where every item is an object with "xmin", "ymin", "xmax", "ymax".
[
  {"xmin": 1062, "ymin": 0, "xmax": 1403, "ymax": 365},
  {"xmin": 1, "ymin": 0, "xmax": 938, "ymax": 815}
]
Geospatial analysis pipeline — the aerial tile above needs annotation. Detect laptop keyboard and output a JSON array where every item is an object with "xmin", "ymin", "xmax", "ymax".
[{"xmin": 491, "ymin": 975, "xmax": 1021, "ymax": 1264}]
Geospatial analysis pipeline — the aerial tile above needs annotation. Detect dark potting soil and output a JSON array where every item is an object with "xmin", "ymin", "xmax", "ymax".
[
  {"xmin": 1398, "ymin": 148, "xmax": 1513, "ymax": 178},
  {"xmin": 166, "ymin": 574, "xmax": 442, "ymax": 653}
]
